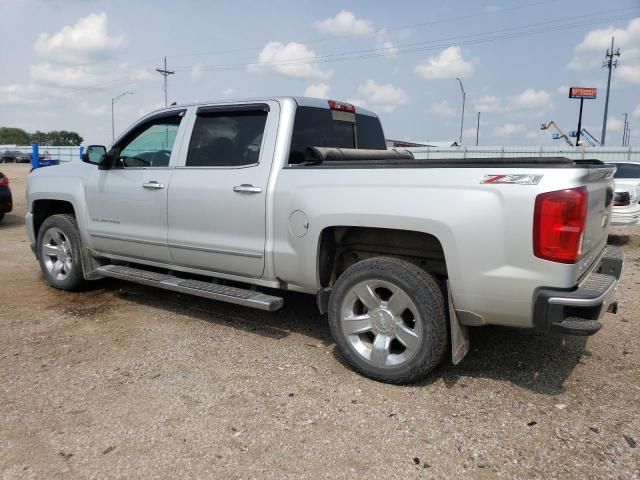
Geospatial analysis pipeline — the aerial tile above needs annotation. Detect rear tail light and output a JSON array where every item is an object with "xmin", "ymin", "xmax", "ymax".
[
  {"xmin": 613, "ymin": 191, "xmax": 630, "ymax": 206},
  {"xmin": 533, "ymin": 187, "xmax": 588, "ymax": 264},
  {"xmin": 328, "ymin": 100, "xmax": 356, "ymax": 113},
  {"xmin": 0, "ymin": 176, "xmax": 8, "ymax": 187}
]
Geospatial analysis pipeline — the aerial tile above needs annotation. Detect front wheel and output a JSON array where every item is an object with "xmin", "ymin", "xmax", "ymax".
[
  {"xmin": 328, "ymin": 257, "xmax": 448, "ymax": 384},
  {"xmin": 37, "ymin": 214, "xmax": 87, "ymax": 290}
]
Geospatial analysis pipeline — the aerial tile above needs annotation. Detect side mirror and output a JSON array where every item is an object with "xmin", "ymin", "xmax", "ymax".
[{"xmin": 82, "ymin": 145, "xmax": 107, "ymax": 165}]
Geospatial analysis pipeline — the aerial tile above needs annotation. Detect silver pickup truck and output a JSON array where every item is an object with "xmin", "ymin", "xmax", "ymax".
[{"xmin": 25, "ymin": 97, "xmax": 623, "ymax": 384}]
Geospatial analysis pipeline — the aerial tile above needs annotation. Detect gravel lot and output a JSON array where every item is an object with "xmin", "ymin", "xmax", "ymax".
[{"xmin": 0, "ymin": 163, "xmax": 638, "ymax": 479}]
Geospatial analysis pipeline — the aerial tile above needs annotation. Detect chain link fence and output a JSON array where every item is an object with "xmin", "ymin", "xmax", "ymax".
[
  {"xmin": 0, "ymin": 145, "xmax": 81, "ymax": 163},
  {"xmin": 408, "ymin": 146, "xmax": 640, "ymax": 163}
]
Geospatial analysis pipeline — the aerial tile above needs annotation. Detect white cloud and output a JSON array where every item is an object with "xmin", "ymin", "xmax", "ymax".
[
  {"xmin": 77, "ymin": 100, "xmax": 108, "ymax": 117},
  {"xmin": 356, "ymin": 80, "xmax": 407, "ymax": 113},
  {"xmin": 376, "ymin": 29, "xmax": 399, "ymax": 59},
  {"xmin": 557, "ymin": 85, "xmax": 569, "ymax": 95},
  {"xmin": 0, "ymin": 84, "xmax": 41, "ymax": 106},
  {"xmin": 304, "ymin": 82, "xmax": 330, "ymax": 98},
  {"xmin": 430, "ymin": 99, "xmax": 457, "ymax": 118},
  {"xmin": 30, "ymin": 63, "xmax": 103, "ymax": 88},
  {"xmin": 633, "ymin": 104, "xmax": 640, "ymax": 118},
  {"xmin": 314, "ymin": 10, "xmax": 374, "ymax": 36},
  {"xmin": 508, "ymin": 89, "xmax": 552, "ymax": 112},
  {"xmin": 568, "ymin": 17, "xmax": 640, "ymax": 84},
  {"xmin": 191, "ymin": 63, "xmax": 203, "ymax": 82},
  {"xmin": 618, "ymin": 64, "xmax": 640, "ymax": 85},
  {"xmin": 493, "ymin": 123, "xmax": 526, "ymax": 137},
  {"xmin": 415, "ymin": 46, "xmax": 474, "ymax": 79},
  {"xmin": 485, "ymin": 5, "xmax": 500, "ymax": 12},
  {"xmin": 474, "ymin": 95, "xmax": 503, "ymax": 113},
  {"xmin": 34, "ymin": 12, "xmax": 125, "ymax": 65},
  {"xmin": 221, "ymin": 87, "xmax": 236, "ymax": 97},
  {"xmin": 607, "ymin": 117, "xmax": 624, "ymax": 131},
  {"xmin": 252, "ymin": 42, "xmax": 331, "ymax": 79}
]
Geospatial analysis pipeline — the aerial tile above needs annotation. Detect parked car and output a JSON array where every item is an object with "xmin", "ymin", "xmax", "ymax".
[
  {"xmin": 24, "ymin": 97, "xmax": 623, "ymax": 384},
  {"xmin": 1, "ymin": 150, "xmax": 29, "ymax": 163},
  {"xmin": 0, "ymin": 171, "xmax": 12, "ymax": 222},
  {"xmin": 610, "ymin": 162, "xmax": 640, "ymax": 226},
  {"xmin": 612, "ymin": 184, "xmax": 640, "ymax": 226}
]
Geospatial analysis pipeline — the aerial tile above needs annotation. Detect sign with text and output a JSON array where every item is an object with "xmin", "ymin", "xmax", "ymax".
[{"xmin": 569, "ymin": 87, "xmax": 597, "ymax": 99}]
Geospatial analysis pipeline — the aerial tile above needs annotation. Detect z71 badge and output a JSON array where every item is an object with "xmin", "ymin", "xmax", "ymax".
[{"xmin": 481, "ymin": 174, "xmax": 543, "ymax": 185}]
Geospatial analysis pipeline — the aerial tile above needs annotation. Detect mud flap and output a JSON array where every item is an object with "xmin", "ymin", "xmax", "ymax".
[{"xmin": 447, "ymin": 281, "xmax": 470, "ymax": 365}]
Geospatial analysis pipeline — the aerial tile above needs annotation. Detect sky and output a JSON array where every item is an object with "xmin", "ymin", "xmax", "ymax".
[{"xmin": 0, "ymin": 0, "xmax": 639, "ymax": 146}]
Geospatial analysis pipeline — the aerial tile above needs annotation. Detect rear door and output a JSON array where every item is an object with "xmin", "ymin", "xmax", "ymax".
[{"xmin": 167, "ymin": 102, "xmax": 279, "ymax": 278}]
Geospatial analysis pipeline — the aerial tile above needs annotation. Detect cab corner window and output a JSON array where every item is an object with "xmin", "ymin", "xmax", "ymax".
[
  {"xmin": 186, "ymin": 109, "xmax": 267, "ymax": 167},
  {"xmin": 117, "ymin": 113, "xmax": 183, "ymax": 168}
]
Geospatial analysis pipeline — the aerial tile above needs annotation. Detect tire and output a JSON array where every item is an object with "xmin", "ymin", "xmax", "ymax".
[
  {"xmin": 37, "ymin": 214, "xmax": 87, "ymax": 290},
  {"xmin": 328, "ymin": 257, "xmax": 448, "ymax": 384},
  {"xmin": 0, "ymin": 211, "xmax": 4, "ymax": 223}
]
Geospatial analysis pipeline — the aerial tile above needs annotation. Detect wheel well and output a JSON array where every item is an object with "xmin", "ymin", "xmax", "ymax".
[
  {"xmin": 318, "ymin": 226, "xmax": 447, "ymax": 288},
  {"xmin": 32, "ymin": 200, "xmax": 75, "ymax": 238}
]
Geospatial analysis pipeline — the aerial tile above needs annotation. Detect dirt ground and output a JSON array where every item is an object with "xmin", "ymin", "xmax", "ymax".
[{"xmin": 0, "ymin": 162, "xmax": 638, "ymax": 479}]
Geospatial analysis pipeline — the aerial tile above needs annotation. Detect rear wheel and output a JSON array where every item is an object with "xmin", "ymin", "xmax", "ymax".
[
  {"xmin": 328, "ymin": 257, "xmax": 448, "ymax": 384},
  {"xmin": 37, "ymin": 214, "xmax": 87, "ymax": 290}
]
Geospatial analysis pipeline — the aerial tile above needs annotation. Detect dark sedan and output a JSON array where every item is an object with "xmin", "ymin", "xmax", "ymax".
[
  {"xmin": 1, "ymin": 150, "xmax": 30, "ymax": 163},
  {"xmin": 0, "ymin": 172, "xmax": 12, "ymax": 222}
]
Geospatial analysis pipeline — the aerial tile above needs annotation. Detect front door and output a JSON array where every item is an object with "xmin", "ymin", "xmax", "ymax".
[
  {"xmin": 167, "ymin": 102, "xmax": 278, "ymax": 278},
  {"xmin": 86, "ymin": 110, "xmax": 186, "ymax": 264}
]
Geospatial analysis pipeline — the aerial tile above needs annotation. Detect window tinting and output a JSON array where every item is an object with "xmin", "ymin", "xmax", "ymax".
[
  {"xmin": 289, "ymin": 107, "xmax": 386, "ymax": 163},
  {"xmin": 614, "ymin": 163, "xmax": 640, "ymax": 179},
  {"xmin": 186, "ymin": 110, "xmax": 267, "ymax": 167},
  {"xmin": 118, "ymin": 115, "xmax": 182, "ymax": 168}
]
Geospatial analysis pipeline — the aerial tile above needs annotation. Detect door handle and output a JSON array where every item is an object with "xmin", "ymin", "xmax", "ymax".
[
  {"xmin": 233, "ymin": 184, "xmax": 262, "ymax": 194},
  {"xmin": 142, "ymin": 181, "xmax": 165, "ymax": 189}
]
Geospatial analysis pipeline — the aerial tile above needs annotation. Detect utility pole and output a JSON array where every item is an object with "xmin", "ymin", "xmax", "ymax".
[
  {"xmin": 456, "ymin": 77, "xmax": 466, "ymax": 145},
  {"xmin": 621, "ymin": 113, "xmax": 628, "ymax": 146},
  {"xmin": 111, "ymin": 91, "xmax": 133, "ymax": 141},
  {"xmin": 475, "ymin": 111, "xmax": 481, "ymax": 146},
  {"xmin": 156, "ymin": 56, "xmax": 175, "ymax": 107},
  {"xmin": 600, "ymin": 37, "xmax": 620, "ymax": 146}
]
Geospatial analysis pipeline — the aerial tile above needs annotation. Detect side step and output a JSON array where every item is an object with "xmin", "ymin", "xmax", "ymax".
[{"xmin": 96, "ymin": 264, "xmax": 284, "ymax": 311}]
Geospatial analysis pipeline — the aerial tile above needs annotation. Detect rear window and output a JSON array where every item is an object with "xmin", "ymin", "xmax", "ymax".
[
  {"xmin": 289, "ymin": 106, "xmax": 386, "ymax": 164},
  {"xmin": 614, "ymin": 163, "xmax": 640, "ymax": 179}
]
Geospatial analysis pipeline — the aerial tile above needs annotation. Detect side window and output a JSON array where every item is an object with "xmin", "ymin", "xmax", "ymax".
[
  {"xmin": 186, "ymin": 110, "xmax": 267, "ymax": 167},
  {"xmin": 116, "ymin": 114, "xmax": 183, "ymax": 168},
  {"xmin": 614, "ymin": 163, "xmax": 640, "ymax": 179}
]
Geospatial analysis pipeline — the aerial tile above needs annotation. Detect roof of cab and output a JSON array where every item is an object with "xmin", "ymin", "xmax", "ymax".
[{"xmin": 147, "ymin": 96, "xmax": 379, "ymax": 118}]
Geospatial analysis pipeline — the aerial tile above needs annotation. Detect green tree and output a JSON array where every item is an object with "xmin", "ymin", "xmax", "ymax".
[
  {"xmin": 45, "ymin": 130, "xmax": 84, "ymax": 146},
  {"xmin": 0, "ymin": 127, "xmax": 30, "ymax": 145},
  {"xmin": 29, "ymin": 131, "xmax": 49, "ymax": 145}
]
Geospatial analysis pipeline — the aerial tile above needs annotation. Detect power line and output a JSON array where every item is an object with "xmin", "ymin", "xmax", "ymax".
[
  {"xmin": 170, "ymin": 10, "xmax": 637, "ymax": 74},
  {"xmin": 164, "ymin": 0, "xmax": 560, "ymax": 60},
  {"xmin": 156, "ymin": 56, "xmax": 175, "ymax": 107}
]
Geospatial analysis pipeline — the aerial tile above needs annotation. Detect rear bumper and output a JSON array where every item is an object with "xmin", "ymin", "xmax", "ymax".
[
  {"xmin": 611, "ymin": 204, "xmax": 640, "ymax": 226},
  {"xmin": 533, "ymin": 245, "xmax": 624, "ymax": 336}
]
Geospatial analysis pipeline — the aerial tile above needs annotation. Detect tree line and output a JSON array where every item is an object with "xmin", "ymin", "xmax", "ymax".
[{"xmin": 0, "ymin": 127, "xmax": 83, "ymax": 146}]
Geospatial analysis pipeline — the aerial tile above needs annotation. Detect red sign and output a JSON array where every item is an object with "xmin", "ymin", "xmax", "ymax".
[{"xmin": 569, "ymin": 87, "xmax": 597, "ymax": 99}]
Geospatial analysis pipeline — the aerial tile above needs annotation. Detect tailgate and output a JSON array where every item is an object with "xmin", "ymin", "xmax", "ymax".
[{"xmin": 579, "ymin": 165, "xmax": 616, "ymax": 277}]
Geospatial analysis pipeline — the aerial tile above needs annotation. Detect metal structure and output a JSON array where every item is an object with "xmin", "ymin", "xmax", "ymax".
[
  {"xmin": 621, "ymin": 113, "xmax": 631, "ymax": 147},
  {"xmin": 475, "ymin": 111, "xmax": 481, "ymax": 146},
  {"xmin": 568, "ymin": 129, "xmax": 600, "ymax": 147},
  {"xmin": 601, "ymin": 37, "xmax": 621, "ymax": 145},
  {"xmin": 540, "ymin": 121, "xmax": 573, "ymax": 146},
  {"xmin": 456, "ymin": 77, "xmax": 466, "ymax": 145},
  {"xmin": 111, "ymin": 91, "xmax": 133, "ymax": 141},
  {"xmin": 156, "ymin": 57, "xmax": 175, "ymax": 107}
]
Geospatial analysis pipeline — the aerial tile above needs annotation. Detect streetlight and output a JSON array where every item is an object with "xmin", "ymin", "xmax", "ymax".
[
  {"xmin": 111, "ymin": 92, "xmax": 134, "ymax": 140},
  {"xmin": 456, "ymin": 77, "xmax": 466, "ymax": 145}
]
